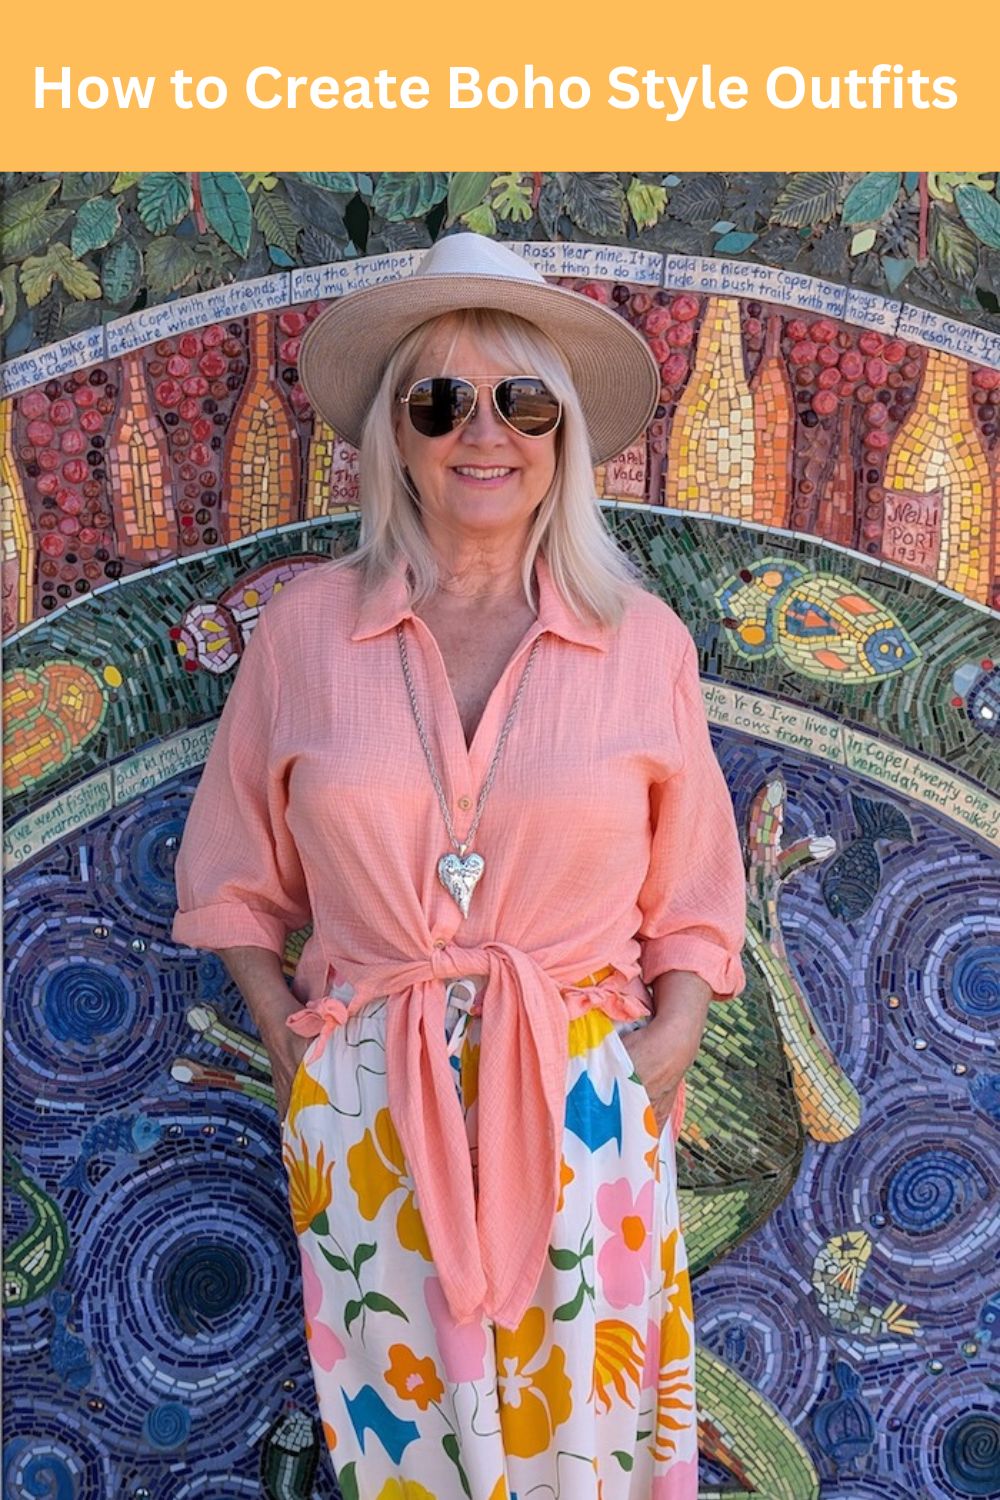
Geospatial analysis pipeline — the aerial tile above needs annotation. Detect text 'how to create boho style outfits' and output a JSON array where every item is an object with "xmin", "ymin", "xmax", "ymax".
[{"xmin": 171, "ymin": 554, "xmax": 747, "ymax": 1497}]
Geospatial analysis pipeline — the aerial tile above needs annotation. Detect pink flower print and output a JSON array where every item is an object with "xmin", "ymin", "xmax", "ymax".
[
  {"xmin": 652, "ymin": 1456, "xmax": 698, "ymax": 1497},
  {"xmin": 596, "ymin": 1178, "xmax": 654, "ymax": 1309},
  {"xmin": 300, "ymin": 1247, "xmax": 345, "ymax": 1372},
  {"xmin": 423, "ymin": 1275, "xmax": 487, "ymax": 1382}
]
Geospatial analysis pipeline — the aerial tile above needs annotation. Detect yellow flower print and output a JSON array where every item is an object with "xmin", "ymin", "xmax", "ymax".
[
  {"xmin": 346, "ymin": 1107, "xmax": 432, "ymax": 1259},
  {"xmin": 282, "ymin": 1134, "xmax": 334, "ymax": 1236},
  {"xmin": 384, "ymin": 1343, "xmax": 445, "ymax": 1411},
  {"xmin": 285, "ymin": 1065, "xmax": 330, "ymax": 1134},
  {"xmin": 590, "ymin": 1318, "xmax": 645, "ymax": 1413},
  {"xmin": 495, "ymin": 1305, "xmax": 573, "ymax": 1458},
  {"xmin": 568, "ymin": 1010, "xmax": 615, "ymax": 1056},
  {"xmin": 374, "ymin": 1481, "xmax": 439, "ymax": 1500},
  {"xmin": 653, "ymin": 1229, "xmax": 695, "ymax": 1462}
]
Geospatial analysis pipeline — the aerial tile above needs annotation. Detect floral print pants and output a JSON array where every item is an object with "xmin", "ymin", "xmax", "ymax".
[{"xmin": 280, "ymin": 978, "xmax": 698, "ymax": 1500}]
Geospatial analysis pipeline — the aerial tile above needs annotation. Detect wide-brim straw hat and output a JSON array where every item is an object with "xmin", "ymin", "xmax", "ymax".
[{"xmin": 297, "ymin": 232, "xmax": 660, "ymax": 464}]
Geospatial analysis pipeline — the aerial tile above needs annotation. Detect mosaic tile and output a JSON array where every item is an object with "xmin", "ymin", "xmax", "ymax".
[
  {"xmin": 106, "ymin": 275, "xmax": 289, "ymax": 357},
  {"xmin": 0, "ymin": 329, "xmax": 107, "ymax": 397},
  {"xmin": 289, "ymin": 250, "xmax": 424, "ymax": 304},
  {"xmin": 510, "ymin": 240, "xmax": 664, "ymax": 285},
  {"xmin": 897, "ymin": 305, "xmax": 1000, "ymax": 372}
]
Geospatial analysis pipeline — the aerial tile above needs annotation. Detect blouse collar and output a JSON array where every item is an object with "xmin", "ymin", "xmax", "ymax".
[{"xmin": 350, "ymin": 551, "xmax": 609, "ymax": 653}]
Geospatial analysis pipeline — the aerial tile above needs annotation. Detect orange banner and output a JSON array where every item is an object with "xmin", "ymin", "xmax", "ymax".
[{"xmin": 2, "ymin": 0, "xmax": 995, "ymax": 169}]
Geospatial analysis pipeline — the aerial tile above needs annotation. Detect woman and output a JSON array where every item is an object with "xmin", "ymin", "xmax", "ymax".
[{"xmin": 171, "ymin": 232, "xmax": 747, "ymax": 1500}]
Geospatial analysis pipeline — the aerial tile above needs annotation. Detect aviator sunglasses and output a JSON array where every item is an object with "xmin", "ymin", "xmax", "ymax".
[{"xmin": 398, "ymin": 375, "xmax": 563, "ymax": 440}]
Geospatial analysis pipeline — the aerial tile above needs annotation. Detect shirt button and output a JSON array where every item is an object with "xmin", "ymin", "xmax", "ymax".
[
  {"xmin": 432, "ymin": 938, "xmax": 446, "ymax": 949},
  {"xmin": 458, "ymin": 795, "xmax": 472, "ymax": 811}
]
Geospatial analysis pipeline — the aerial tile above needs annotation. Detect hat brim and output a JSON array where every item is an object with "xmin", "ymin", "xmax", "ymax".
[{"xmin": 297, "ymin": 272, "xmax": 660, "ymax": 465}]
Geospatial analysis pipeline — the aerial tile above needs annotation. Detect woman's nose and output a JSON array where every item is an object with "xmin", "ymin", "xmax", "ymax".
[{"xmin": 464, "ymin": 385, "xmax": 506, "ymax": 441}]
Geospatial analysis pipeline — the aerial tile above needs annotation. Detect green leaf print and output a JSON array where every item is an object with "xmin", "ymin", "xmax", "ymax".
[
  {"xmin": 318, "ymin": 1245, "xmax": 352, "ymax": 1273},
  {"xmin": 353, "ymin": 1242, "xmax": 377, "ymax": 1274},
  {"xmin": 553, "ymin": 1283, "xmax": 585, "ymax": 1321},
  {"xmin": 362, "ymin": 1291, "xmax": 408, "ymax": 1320}
]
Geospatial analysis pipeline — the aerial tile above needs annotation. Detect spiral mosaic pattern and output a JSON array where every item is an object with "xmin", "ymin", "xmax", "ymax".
[
  {"xmin": 879, "ymin": 1362, "xmax": 1000, "ymax": 1499},
  {"xmin": 2, "ymin": 1405, "xmax": 113, "ymax": 1500},
  {"xmin": 100, "ymin": 799, "xmax": 192, "ymax": 930},
  {"xmin": 886, "ymin": 1150, "xmax": 991, "ymax": 1234},
  {"xmin": 951, "ymin": 944, "xmax": 1000, "ymax": 1021}
]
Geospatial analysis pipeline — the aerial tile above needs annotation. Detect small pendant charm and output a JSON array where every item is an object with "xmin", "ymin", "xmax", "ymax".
[{"xmin": 438, "ymin": 850, "xmax": 485, "ymax": 919}]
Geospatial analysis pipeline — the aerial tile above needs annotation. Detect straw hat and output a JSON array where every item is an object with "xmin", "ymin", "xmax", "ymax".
[{"xmin": 297, "ymin": 232, "xmax": 660, "ymax": 464}]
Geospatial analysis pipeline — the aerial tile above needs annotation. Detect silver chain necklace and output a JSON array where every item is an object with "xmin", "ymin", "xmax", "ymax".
[{"xmin": 397, "ymin": 624, "xmax": 541, "ymax": 918}]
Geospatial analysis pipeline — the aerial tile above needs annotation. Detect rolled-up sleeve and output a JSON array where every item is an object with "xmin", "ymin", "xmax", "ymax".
[
  {"xmin": 171, "ymin": 610, "xmax": 311, "ymax": 955},
  {"xmin": 636, "ymin": 634, "xmax": 747, "ymax": 999}
]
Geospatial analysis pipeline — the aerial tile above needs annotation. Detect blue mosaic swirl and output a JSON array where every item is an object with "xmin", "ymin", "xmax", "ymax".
[
  {"xmin": 41, "ymin": 962, "xmax": 135, "ymax": 1045},
  {"xmin": 951, "ymin": 944, "xmax": 1000, "ymax": 1020},
  {"xmin": 887, "ymin": 1149, "xmax": 991, "ymax": 1234}
]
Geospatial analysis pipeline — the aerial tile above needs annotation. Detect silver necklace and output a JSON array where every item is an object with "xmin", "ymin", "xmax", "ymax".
[{"xmin": 397, "ymin": 624, "xmax": 541, "ymax": 918}]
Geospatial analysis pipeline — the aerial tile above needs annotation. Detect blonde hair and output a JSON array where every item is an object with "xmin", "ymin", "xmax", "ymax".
[{"xmin": 333, "ymin": 307, "xmax": 642, "ymax": 627}]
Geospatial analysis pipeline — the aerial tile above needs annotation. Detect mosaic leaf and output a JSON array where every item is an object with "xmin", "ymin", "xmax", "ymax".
[
  {"xmin": 560, "ymin": 172, "xmax": 627, "ymax": 236},
  {"xmin": 298, "ymin": 172, "xmax": 357, "ymax": 194},
  {"xmin": 771, "ymin": 172, "xmax": 844, "ymax": 227},
  {"xmin": 144, "ymin": 235, "xmax": 198, "ymax": 293},
  {"xmin": 0, "ymin": 180, "xmax": 68, "ymax": 260},
  {"xmin": 447, "ymin": 172, "xmax": 492, "ymax": 223},
  {"xmin": 70, "ymin": 197, "xmax": 120, "ymax": 259},
  {"xmin": 842, "ymin": 172, "xmax": 901, "ymax": 226},
  {"xmin": 200, "ymin": 173, "xmax": 253, "ymax": 257},
  {"xmin": 955, "ymin": 184, "xmax": 1000, "ymax": 249},
  {"xmin": 137, "ymin": 172, "xmax": 191, "ymax": 233},
  {"xmin": 931, "ymin": 212, "xmax": 979, "ymax": 287},
  {"xmin": 60, "ymin": 173, "xmax": 115, "ymax": 203},
  {"xmin": 372, "ymin": 172, "xmax": 448, "ymax": 221},
  {"xmin": 111, "ymin": 172, "xmax": 142, "ymax": 194},
  {"xmin": 0, "ymin": 264, "xmax": 17, "ymax": 335},
  {"xmin": 627, "ymin": 178, "xmax": 668, "ymax": 230},
  {"xmin": 252, "ymin": 189, "xmax": 300, "ymax": 259},
  {"xmin": 101, "ymin": 235, "xmax": 142, "ymax": 306},
  {"xmin": 19, "ymin": 244, "xmax": 99, "ymax": 307}
]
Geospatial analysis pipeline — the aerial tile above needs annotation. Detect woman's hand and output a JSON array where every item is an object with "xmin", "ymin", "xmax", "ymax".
[
  {"xmin": 267, "ymin": 1030, "xmax": 313, "ymax": 1125},
  {"xmin": 619, "ymin": 1022, "xmax": 687, "ymax": 1134},
  {"xmin": 621, "ymin": 970, "xmax": 715, "ymax": 1134}
]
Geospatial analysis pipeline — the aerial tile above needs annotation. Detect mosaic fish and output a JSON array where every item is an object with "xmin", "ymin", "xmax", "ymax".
[
  {"xmin": 3, "ymin": 1153, "xmax": 71, "ymax": 1308},
  {"xmin": 170, "ymin": 554, "xmax": 328, "ymax": 675},
  {"xmin": 820, "ymin": 793, "xmax": 914, "ymax": 922},
  {"xmin": 259, "ymin": 1409, "xmax": 321, "ymax": 1500},
  {"xmin": 716, "ymin": 559, "xmax": 919, "ymax": 682},
  {"xmin": 61, "ymin": 1112, "xmax": 162, "ymax": 1195},
  {"xmin": 811, "ymin": 1230, "xmax": 920, "ymax": 1338},
  {"xmin": 50, "ymin": 1289, "xmax": 93, "ymax": 1391}
]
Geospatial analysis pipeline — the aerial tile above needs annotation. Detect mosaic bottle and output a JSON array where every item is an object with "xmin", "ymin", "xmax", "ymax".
[
  {"xmin": 0, "ymin": 397, "xmax": 34, "ymax": 631},
  {"xmin": 666, "ymin": 297, "xmax": 756, "ymax": 520},
  {"xmin": 815, "ymin": 397, "xmax": 856, "ymax": 548},
  {"xmin": 105, "ymin": 353, "xmax": 176, "ymax": 565},
  {"xmin": 223, "ymin": 313, "xmax": 299, "ymax": 540},
  {"xmin": 304, "ymin": 417, "xmax": 358, "ymax": 517},
  {"xmin": 882, "ymin": 349, "xmax": 992, "ymax": 602},
  {"xmin": 750, "ymin": 314, "xmax": 794, "ymax": 528}
]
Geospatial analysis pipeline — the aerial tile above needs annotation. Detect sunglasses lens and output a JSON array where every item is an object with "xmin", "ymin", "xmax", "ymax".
[
  {"xmin": 496, "ymin": 378, "xmax": 561, "ymax": 436},
  {"xmin": 406, "ymin": 378, "xmax": 476, "ymax": 437}
]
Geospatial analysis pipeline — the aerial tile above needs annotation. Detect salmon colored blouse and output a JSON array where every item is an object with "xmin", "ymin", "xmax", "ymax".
[{"xmin": 171, "ymin": 551, "xmax": 747, "ymax": 1330}]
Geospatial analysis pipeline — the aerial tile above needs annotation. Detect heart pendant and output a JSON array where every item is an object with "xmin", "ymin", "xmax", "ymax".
[{"xmin": 438, "ymin": 851, "xmax": 485, "ymax": 919}]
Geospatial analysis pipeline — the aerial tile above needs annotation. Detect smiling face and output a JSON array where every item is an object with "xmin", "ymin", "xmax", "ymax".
[{"xmin": 393, "ymin": 324, "xmax": 559, "ymax": 556}]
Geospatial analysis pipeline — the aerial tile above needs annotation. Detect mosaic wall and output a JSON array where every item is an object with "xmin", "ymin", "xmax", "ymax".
[{"xmin": 3, "ymin": 173, "xmax": 1000, "ymax": 1500}]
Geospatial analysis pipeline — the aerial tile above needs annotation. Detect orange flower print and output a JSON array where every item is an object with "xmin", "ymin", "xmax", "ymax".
[
  {"xmin": 346, "ymin": 1107, "xmax": 432, "ymax": 1259},
  {"xmin": 652, "ymin": 1229, "xmax": 695, "ymax": 1463},
  {"xmin": 384, "ymin": 1344, "xmax": 445, "ymax": 1411},
  {"xmin": 557, "ymin": 1156, "xmax": 575, "ymax": 1213},
  {"xmin": 282, "ymin": 1133, "xmax": 334, "ymax": 1236},
  {"xmin": 495, "ymin": 1306, "xmax": 573, "ymax": 1458},
  {"xmin": 590, "ymin": 1318, "xmax": 645, "ymax": 1413}
]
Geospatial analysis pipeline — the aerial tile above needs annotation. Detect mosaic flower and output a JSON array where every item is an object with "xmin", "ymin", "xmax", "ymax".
[
  {"xmin": 347, "ymin": 1107, "xmax": 432, "ymax": 1259},
  {"xmin": 495, "ymin": 1305, "xmax": 572, "ymax": 1458},
  {"xmin": 384, "ymin": 1343, "xmax": 445, "ymax": 1412},
  {"xmin": 596, "ymin": 1178, "xmax": 654, "ymax": 1308},
  {"xmin": 590, "ymin": 1318, "xmax": 645, "ymax": 1413},
  {"xmin": 282, "ymin": 1133, "xmax": 334, "ymax": 1236}
]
